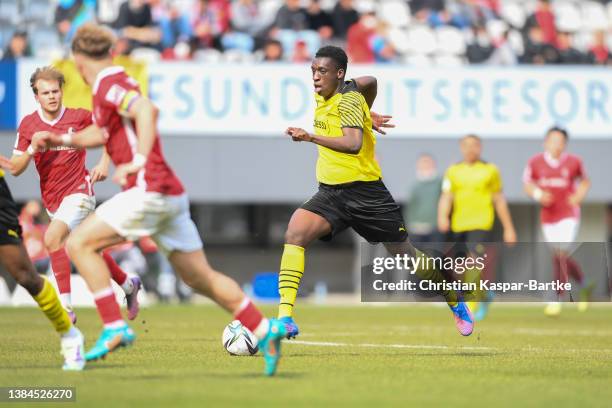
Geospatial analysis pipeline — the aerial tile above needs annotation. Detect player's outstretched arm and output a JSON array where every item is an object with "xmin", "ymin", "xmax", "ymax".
[
  {"xmin": 353, "ymin": 76, "xmax": 377, "ymax": 108},
  {"xmin": 286, "ymin": 127, "xmax": 363, "ymax": 154},
  {"xmin": 32, "ymin": 125, "xmax": 109, "ymax": 151},
  {"xmin": 7, "ymin": 152, "xmax": 32, "ymax": 176},
  {"xmin": 492, "ymin": 192, "xmax": 517, "ymax": 244}
]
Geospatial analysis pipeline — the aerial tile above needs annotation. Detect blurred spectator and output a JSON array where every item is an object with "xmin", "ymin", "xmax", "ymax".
[
  {"xmin": 191, "ymin": 0, "xmax": 230, "ymax": 49},
  {"xmin": 307, "ymin": 0, "xmax": 333, "ymax": 40},
  {"xmin": 292, "ymin": 39, "xmax": 311, "ymax": 62},
  {"xmin": 54, "ymin": 0, "xmax": 97, "ymax": 44},
  {"xmin": 466, "ymin": 25, "xmax": 494, "ymax": 64},
  {"xmin": 331, "ymin": 0, "xmax": 359, "ymax": 40},
  {"xmin": 1, "ymin": 31, "xmax": 31, "ymax": 61},
  {"xmin": 114, "ymin": 0, "xmax": 162, "ymax": 51},
  {"xmin": 150, "ymin": 0, "xmax": 192, "ymax": 50},
  {"xmin": 411, "ymin": 0, "xmax": 445, "ymax": 15},
  {"xmin": 522, "ymin": 25, "xmax": 559, "ymax": 64},
  {"xmin": 488, "ymin": 30, "xmax": 518, "ymax": 65},
  {"xmin": 525, "ymin": 0, "xmax": 558, "ymax": 48},
  {"xmin": 346, "ymin": 12, "xmax": 377, "ymax": 63},
  {"xmin": 18, "ymin": 200, "xmax": 49, "ymax": 274},
  {"xmin": 370, "ymin": 22, "xmax": 396, "ymax": 63},
  {"xmin": 263, "ymin": 38, "xmax": 284, "ymax": 61},
  {"xmin": 405, "ymin": 154, "xmax": 443, "ymax": 244},
  {"xmin": 557, "ymin": 32, "xmax": 588, "ymax": 64},
  {"xmin": 588, "ymin": 30, "xmax": 611, "ymax": 65},
  {"xmin": 231, "ymin": 0, "xmax": 265, "ymax": 36},
  {"xmin": 274, "ymin": 0, "xmax": 308, "ymax": 31}
]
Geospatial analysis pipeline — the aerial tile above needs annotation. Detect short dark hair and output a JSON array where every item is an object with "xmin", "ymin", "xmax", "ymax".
[
  {"xmin": 315, "ymin": 46, "xmax": 348, "ymax": 73},
  {"xmin": 546, "ymin": 126, "xmax": 569, "ymax": 141}
]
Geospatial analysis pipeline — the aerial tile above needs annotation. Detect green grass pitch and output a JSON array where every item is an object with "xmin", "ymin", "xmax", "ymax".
[{"xmin": 1, "ymin": 304, "xmax": 611, "ymax": 407}]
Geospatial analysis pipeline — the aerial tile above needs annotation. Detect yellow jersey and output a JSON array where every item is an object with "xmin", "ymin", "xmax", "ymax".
[
  {"xmin": 442, "ymin": 160, "xmax": 502, "ymax": 232},
  {"xmin": 313, "ymin": 80, "xmax": 381, "ymax": 185}
]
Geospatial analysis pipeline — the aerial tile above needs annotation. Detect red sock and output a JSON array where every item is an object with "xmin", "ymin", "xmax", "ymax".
[
  {"xmin": 565, "ymin": 256, "xmax": 584, "ymax": 284},
  {"xmin": 235, "ymin": 298, "xmax": 264, "ymax": 333},
  {"xmin": 553, "ymin": 254, "xmax": 568, "ymax": 295},
  {"xmin": 93, "ymin": 288, "xmax": 123, "ymax": 325},
  {"xmin": 49, "ymin": 248, "xmax": 71, "ymax": 294},
  {"xmin": 102, "ymin": 251, "xmax": 128, "ymax": 285}
]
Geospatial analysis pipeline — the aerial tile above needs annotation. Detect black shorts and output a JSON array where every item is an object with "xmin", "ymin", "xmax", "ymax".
[
  {"xmin": 301, "ymin": 179, "xmax": 408, "ymax": 243},
  {"xmin": 447, "ymin": 229, "xmax": 493, "ymax": 257},
  {"xmin": 0, "ymin": 177, "xmax": 22, "ymax": 246},
  {"xmin": 0, "ymin": 222, "xmax": 22, "ymax": 246}
]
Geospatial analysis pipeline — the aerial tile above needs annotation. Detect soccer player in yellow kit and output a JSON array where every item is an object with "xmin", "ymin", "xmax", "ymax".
[
  {"xmin": 438, "ymin": 134, "xmax": 517, "ymax": 320},
  {"xmin": 279, "ymin": 46, "xmax": 475, "ymax": 338}
]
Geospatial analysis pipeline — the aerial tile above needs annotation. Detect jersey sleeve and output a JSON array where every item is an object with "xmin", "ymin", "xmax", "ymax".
[
  {"xmin": 522, "ymin": 158, "xmax": 535, "ymax": 184},
  {"xmin": 338, "ymin": 91, "xmax": 365, "ymax": 129},
  {"xmin": 78, "ymin": 109, "xmax": 94, "ymax": 129},
  {"xmin": 489, "ymin": 165, "xmax": 503, "ymax": 193},
  {"xmin": 94, "ymin": 78, "xmax": 142, "ymax": 127},
  {"xmin": 574, "ymin": 156, "xmax": 586, "ymax": 180},
  {"xmin": 13, "ymin": 119, "xmax": 32, "ymax": 156}
]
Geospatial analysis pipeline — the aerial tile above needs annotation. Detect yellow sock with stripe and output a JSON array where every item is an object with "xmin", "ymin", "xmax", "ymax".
[
  {"xmin": 413, "ymin": 250, "xmax": 459, "ymax": 307},
  {"xmin": 33, "ymin": 277, "xmax": 72, "ymax": 335},
  {"xmin": 278, "ymin": 244, "xmax": 305, "ymax": 318}
]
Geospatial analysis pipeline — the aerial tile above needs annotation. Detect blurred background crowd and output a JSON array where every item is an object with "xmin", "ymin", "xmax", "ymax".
[{"xmin": 2, "ymin": 0, "xmax": 612, "ymax": 65}]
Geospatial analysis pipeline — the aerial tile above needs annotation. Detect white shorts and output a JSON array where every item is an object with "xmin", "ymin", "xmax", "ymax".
[
  {"xmin": 95, "ymin": 188, "xmax": 203, "ymax": 256},
  {"xmin": 542, "ymin": 217, "xmax": 579, "ymax": 245},
  {"xmin": 46, "ymin": 193, "xmax": 96, "ymax": 231}
]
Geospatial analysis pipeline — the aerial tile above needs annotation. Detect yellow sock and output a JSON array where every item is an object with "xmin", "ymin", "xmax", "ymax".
[
  {"xmin": 414, "ymin": 250, "xmax": 458, "ymax": 307},
  {"xmin": 278, "ymin": 244, "xmax": 305, "ymax": 318},
  {"xmin": 33, "ymin": 277, "xmax": 72, "ymax": 335}
]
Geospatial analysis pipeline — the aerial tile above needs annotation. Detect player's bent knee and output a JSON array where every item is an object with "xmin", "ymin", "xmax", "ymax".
[
  {"xmin": 43, "ymin": 232, "xmax": 64, "ymax": 253},
  {"xmin": 284, "ymin": 229, "xmax": 310, "ymax": 247},
  {"xmin": 65, "ymin": 233, "xmax": 87, "ymax": 258}
]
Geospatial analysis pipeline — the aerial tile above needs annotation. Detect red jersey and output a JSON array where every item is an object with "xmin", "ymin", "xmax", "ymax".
[
  {"xmin": 523, "ymin": 152, "xmax": 586, "ymax": 224},
  {"xmin": 14, "ymin": 107, "xmax": 93, "ymax": 213},
  {"xmin": 92, "ymin": 66, "xmax": 184, "ymax": 195}
]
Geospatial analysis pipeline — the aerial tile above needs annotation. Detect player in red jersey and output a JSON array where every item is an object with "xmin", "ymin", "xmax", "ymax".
[
  {"xmin": 4, "ymin": 66, "xmax": 139, "ymax": 324},
  {"xmin": 33, "ymin": 23, "xmax": 286, "ymax": 375},
  {"xmin": 523, "ymin": 127, "xmax": 592, "ymax": 316}
]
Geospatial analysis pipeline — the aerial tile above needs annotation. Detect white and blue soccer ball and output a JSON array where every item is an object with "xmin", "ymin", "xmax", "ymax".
[{"xmin": 222, "ymin": 320, "xmax": 259, "ymax": 356}]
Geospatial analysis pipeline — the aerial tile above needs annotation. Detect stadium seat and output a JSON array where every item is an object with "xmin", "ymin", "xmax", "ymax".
[
  {"xmin": 501, "ymin": 2, "xmax": 526, "ymax": 29},
  {"xmin": 193, "ymin": 48, "xmax": 223, "ymax": 63},
  {"xmin": 581, "ymin": 1, "xmax": 609, "ymax": 31},
  {"xmin": 130, "ymin": 47, "xmax": 162, "ymax": 63},
  {"xmin": 354, "ymin": 0, "xmax": 376, "ymax": 15},
  {"xmin": 23, "ymin": 0, "xmax": 52, "ymax": 25},
  {"xmin": 377, "ymin": 1, "xmax": 411, "ymax": 28},
  {"xmin": 508, "ymin": 29, "xmax": 525, "ymax": 55},
  {"xmin": 573, "ymin": 30, "xmax": 594, "ymax": 53},
  {"xmin": 436, "ymin": 26, "xmax": 466, "ymax": 56},
  {"xmin": 402, "ymin": 53, "xmax": 433, "ymax": 67},
  {"xmin": 554, "ymin": 1, "xmax": 582, "ymax": 33},
  {"xmin": 433, "ymin": 54, "xmax": 465, "ymax": 67},
  {"xmin": 0, "ymin": 0, "xmax": 20, "ymax": 25},
  {"xmin": 223, "ymin": 49, "xmax": 255, "ymax": 63},
  {"xmin": 406, "ymin": 25, "xmax": 437, "ymax": 55},
  {"xmin": 30, "ymin": 26, "xmax": 63, "ymax": 59},
  {"xmin": 486, "ymin": 19, "xmax": 509, "ymax": 42},
  {"xmin": 387, "ymin": 28, "xmax": 410, "ymax": 55},
  {"xmin": 259, "ymin": 0, "xmax": 283, "ymax": 27}
]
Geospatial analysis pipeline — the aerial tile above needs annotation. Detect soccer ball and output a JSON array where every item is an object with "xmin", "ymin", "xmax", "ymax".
[{"xmin": 222, "ymin": 320, "xmax": 259, "ymax": 356}]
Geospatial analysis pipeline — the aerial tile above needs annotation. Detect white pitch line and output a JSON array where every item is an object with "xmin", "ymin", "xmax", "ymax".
[
  {"xmin": 288, "ymin": 340, "xmax": 612, "ymax": 355},
  {"xmin": 288, "ymin": 340, "xmax": 493, "ymax": 351}
]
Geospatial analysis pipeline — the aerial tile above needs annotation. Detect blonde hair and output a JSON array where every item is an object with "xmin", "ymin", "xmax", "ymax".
[
  {"xmin": 30, "ymin": 66, "xmax": 65, "ymax": 95},
  {"xmin": 71, "ymin": 23, "xmax": 116, "ymax": 59}
]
